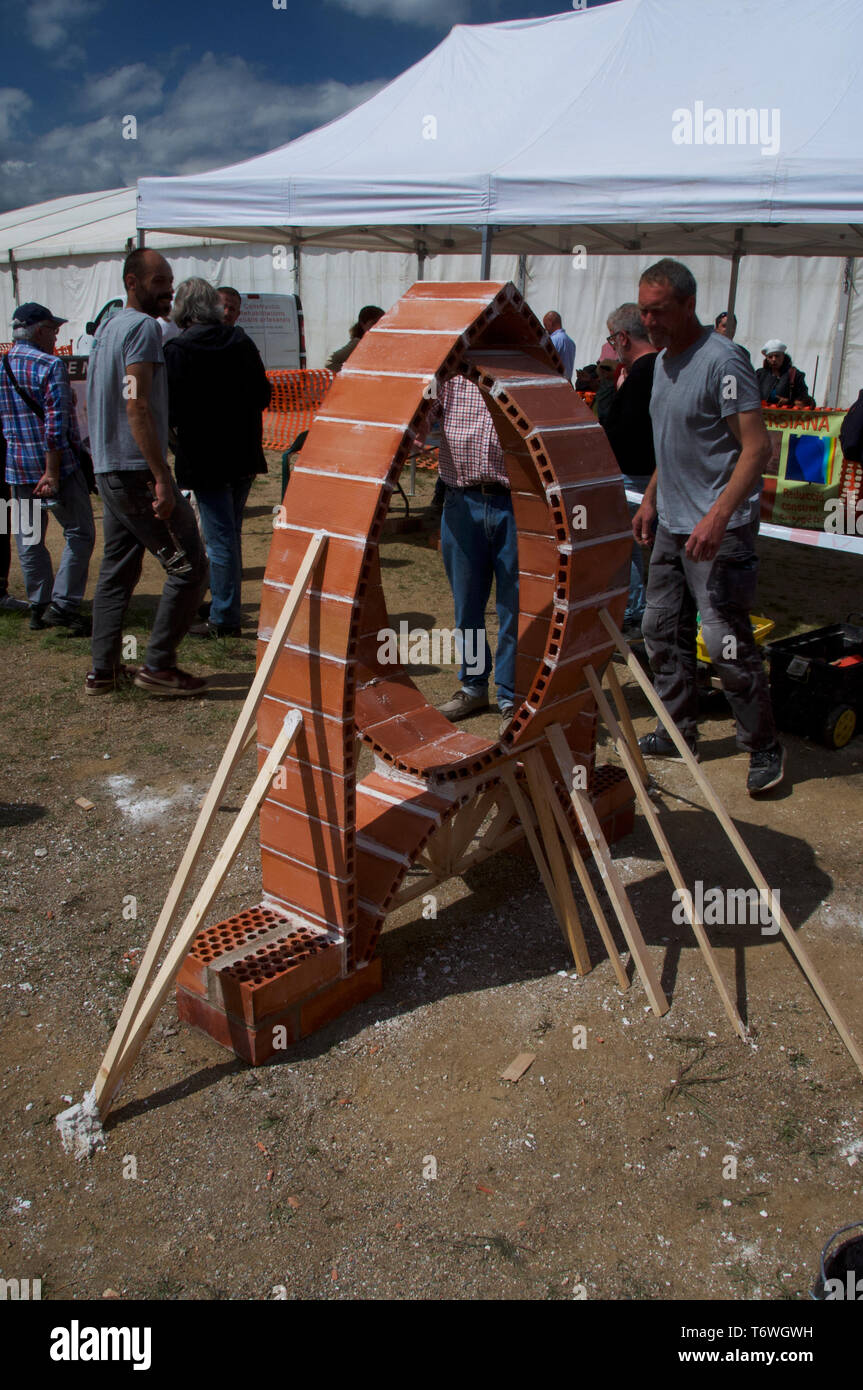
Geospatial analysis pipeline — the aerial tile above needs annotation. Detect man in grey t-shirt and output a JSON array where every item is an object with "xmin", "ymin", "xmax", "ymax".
[
  {"xmin": 86, "ymin": 249, "xmax": 207, "ymax": 697},
  {"xmin": 632, "ymin": 258, "xmax": 784, "ymax": 796}
]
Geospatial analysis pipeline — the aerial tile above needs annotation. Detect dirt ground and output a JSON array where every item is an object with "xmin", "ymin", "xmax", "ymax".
[{"xmin": 1, "ymin": 462, "xmax": 862, "ymax": 1302}]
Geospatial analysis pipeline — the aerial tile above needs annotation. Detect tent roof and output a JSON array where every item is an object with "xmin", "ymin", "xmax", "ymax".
[
  {"xmin": 0, "ymin": 187, "xmax": 222, "ymax": 262},
  {"xmin": 137, "ymin": 0, "xmax": 863, "ymax": 258}
]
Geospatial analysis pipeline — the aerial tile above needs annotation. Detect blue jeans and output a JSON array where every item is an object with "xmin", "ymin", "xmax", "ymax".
[
  {"xmin": 12, "ymin": 468, "xmax": 95, "ymax": 613},
  {"xmin": 440, "ymin": 486, "xmax": 518, "ymax": 706},
  {"xmin": 194, "ymin": 477, "xmax": 254, "ymax": 628},
  {"xmin": 623, "ymin": 473, "xmax": 651, "ymax": 625}
]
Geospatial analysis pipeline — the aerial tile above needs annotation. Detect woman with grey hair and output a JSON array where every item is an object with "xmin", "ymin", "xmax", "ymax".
[{"xmin": 164, "ymin": 278, "xmax": 271, "ymax": 637}]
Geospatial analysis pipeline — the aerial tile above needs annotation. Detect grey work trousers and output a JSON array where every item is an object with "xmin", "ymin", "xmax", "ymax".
[
  {"xmin": 91, "ymin": 469, "xmax": 208, "ymax": 673},
  {"xmin": 642, "ymin": 521, "xmax": 777, "ymax": 752}
]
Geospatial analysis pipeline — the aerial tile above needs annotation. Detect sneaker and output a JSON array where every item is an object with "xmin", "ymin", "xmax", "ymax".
[
  {"xmin": 29, "ymin": 604, "xmax": 47, "ymax": 631},
  {"xmin": 85, "ymin": 665, "xmax": 139, "ymax": 696},
  {"xmin": 188, "ymin": 621, "xmax": 242, "ymax": 638},
  {"xmin": 638, "ymin": 729, "xmax": 699, "ymax": 762},
  {"xmin": 438, "ymin": 688, "xmax": 489, "ymax": 721},
  {"xmin": 0, "ymin": 593, "xmax": 29, "ymax": 613},
  {"xmin": 44, "ymin": 603, "xmax": 91, "ymax": 637},
  {"xmin": 134, "ymin": 666, "xmax": 207, "ymax": 698},
  {"xmin": 498, "ymin": 702, "xmax": 515, "ymax": 738},
  {"xmin": 747, "ymin": 742, "xmax": 786, "ymax": 796}
]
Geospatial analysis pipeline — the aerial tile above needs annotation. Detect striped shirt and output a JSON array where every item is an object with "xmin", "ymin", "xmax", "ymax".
[
  {"xmin": 429, "ymin": 375, "xmax": 508, "ymax": 488},
  {"xmin": 0, "ymin": 343, "xmax": 81, "ymax": 486}
]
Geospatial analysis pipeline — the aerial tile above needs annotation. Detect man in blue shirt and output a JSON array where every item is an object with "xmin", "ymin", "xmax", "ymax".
[
  {"xmin": 0, "ymin": 302, "xmax": 95, "ymax": 634},
  {"xmin": 543, "ymin": 311, "xmax": 576, "ymax": 381}
]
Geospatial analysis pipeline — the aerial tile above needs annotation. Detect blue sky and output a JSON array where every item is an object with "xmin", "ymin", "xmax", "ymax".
[{"xmin": 0, "ymin": 0, "xmax": 615, "ymax": 211}]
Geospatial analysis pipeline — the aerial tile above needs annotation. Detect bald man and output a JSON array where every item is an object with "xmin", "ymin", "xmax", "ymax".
[
  {"xmin": 86, "ymin": 248, "xmax": 207, "ymax": 696},
  {"xmin": 543, "ymin": 311, "xmax": 576, "ymax": 381}
]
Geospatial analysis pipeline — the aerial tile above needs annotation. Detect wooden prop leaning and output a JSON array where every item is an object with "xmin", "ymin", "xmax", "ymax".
[{"xmin": 174, "ymin": 281, "xmax": 640, "ymax": 1063}]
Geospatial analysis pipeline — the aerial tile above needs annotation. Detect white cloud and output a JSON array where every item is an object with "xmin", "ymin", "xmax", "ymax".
[
  {"xmin": 22, "ymin": 0, "xmax": 104, "ymax": 66},
  {"xmin": 0, "ymin": 88, "xmax": 33, "ymax": 143},
  {"xmin": 24, "ymin": 0, "xmax": 103, "ymax": 50},
  {"xmin": 0, "ymin": 54, "xmax": 386, "ymax": 211},
  {"xmin": 328, "ymin": 0, "xmax": 469, "ymax": 25},
  {"xmin": 82, "ymin": 64, "xmax": 165, "ymax": 114}
]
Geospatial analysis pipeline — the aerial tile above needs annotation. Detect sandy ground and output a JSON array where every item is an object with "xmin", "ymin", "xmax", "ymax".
[{"xmin": 1, "ymin": 463, "xmax": 862, "ymax": 1302}]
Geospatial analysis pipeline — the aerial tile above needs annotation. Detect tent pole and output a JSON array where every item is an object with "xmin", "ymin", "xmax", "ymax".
[
  {"xmin": 726, "ymin": 227, "xmax": 744, "ymax": 318},
  {"xmin": 8, "ymin": 249, "xmax": 19, "ymax": 303},
  {"xmin": 516, "ymin": 253, "xmax": 527, "ymax": 296},
  {"xmin": 136, "ymin": 230, "xmax": 146, "ymax": 250},
  {"xmin": 292, "ymin": 241, "xmax": 302, "ymax": 299},
  {"xmin": 826, "ymin": 256, "xmax": 854, "ymax": 407},
  {"xmin": 480, "ymin": 225, "xmax": 493, "ymax": 279},
  {"xmin": 416, "ymin": 237, "xmax": 427, "ymax": 281}
]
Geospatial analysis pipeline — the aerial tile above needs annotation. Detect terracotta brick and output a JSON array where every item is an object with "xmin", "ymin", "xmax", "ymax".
[
  {"xmin": 320, "ymin": 373, "xmax": 423, "ymax": 429},
  {"xmin": 518, "ymin": 571, "xmax": 556, "ymax": 618},
  {"xmin": 284, "ymin": 470, "xmax": 386, "ymax": 539},
  {"xmin": 217, "ymin": 936, "xmax": 343, "ymax": 1025},
  {"xmin": 259, "ymin": 799, "xmax": 350, "ymax": 877},
  {"xmin": 297, "ymin": 418, "xmax": 407, "ymax": 479},
  {"xmin": 355, "ymin": 674, "xmax": 428, "ymax": 730},
  {"xmin": 261, "ymin": 847, "xmax": 353, "ymax": 931},
  {"xmin": 262, "ymin": 647, "xmax": 351, "ymax": 717},
  {"xmin": 259, "ymin": 583, "xmax": 355, "ymax": 659},
  {"xmin": 355, "ymin": 846, "xmax": 405, "ymax": 912},
  {"xmin": 265, "ymin": 526, "xmax": 365, "ymax": 598},
  {"xmin": 257, "ymin": 695, "xmax": 353, "ymax": 776},
  {"xmin": 404, "ymin": 282, "xmax": 503, "ymax": 302},
  {"xmin": 503, "ymin": 448, "xmax": 545, "ymax": 496},
  {"xmin": 298, "ymin": 958, "xmax": 383, "ymax": 1038},
  {"xmin": 344, "ymin": 330, "xmax": 463, "ymax": 377}
]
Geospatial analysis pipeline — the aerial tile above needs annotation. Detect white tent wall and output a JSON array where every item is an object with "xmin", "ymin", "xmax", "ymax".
[{"xmin": 2, "ymin": 234, "xmax": 861, "ymax": 403}]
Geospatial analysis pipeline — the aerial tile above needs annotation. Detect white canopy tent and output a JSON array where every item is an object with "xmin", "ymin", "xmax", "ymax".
[
  {"xmin": 135, "ymin": 0, "xmax": 863, "ymax": 400},
  {"xmin": 138, "ymin": 0, "xmax": 863, "ymax": 259}
]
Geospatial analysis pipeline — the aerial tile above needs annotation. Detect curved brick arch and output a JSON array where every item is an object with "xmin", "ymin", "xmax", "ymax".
[{"xmin": 176, "ymin": 283, "xmax": 635, "ymax": 1062}]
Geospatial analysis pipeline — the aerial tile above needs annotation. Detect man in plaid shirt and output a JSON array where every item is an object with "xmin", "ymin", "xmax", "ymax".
[
  {"xmin": 428, "ymin": 373, "xmax": 518, "ymax": 736},
  {"xmin": 0, "ymin": 302, "xmax": 95, "ymax": 634}
]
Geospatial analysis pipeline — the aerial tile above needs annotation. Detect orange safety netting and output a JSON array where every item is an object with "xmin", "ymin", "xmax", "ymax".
[
  {"xmin": 0, "ymin": 343, "xmax": 73, "ymax": 355},
  {"xmin": 263, "ymin": 368, "xmax": 334, "ymax": 452}
]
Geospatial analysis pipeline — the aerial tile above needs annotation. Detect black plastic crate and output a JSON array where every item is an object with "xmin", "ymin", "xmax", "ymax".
[{"xmin": 766, "ymin": 614, "xmax": 863, "ymax": 748}]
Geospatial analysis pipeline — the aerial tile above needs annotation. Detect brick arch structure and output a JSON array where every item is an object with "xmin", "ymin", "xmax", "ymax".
[{"xmin": 176, "ymin": 282, "xmax": 634, "ymax": 1062}]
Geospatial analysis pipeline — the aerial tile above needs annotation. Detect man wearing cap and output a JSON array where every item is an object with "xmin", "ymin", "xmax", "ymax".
[
  {"xmin": 756, "ymin": 341, "xmax": 813, "ymax": 407},
  {"xmin": 0, "ymin": 303, "xmax": 95, "ymax": 634},
  {"xmin": 86, "ymin": 248, "xmax": 208, "ymax": 696}
]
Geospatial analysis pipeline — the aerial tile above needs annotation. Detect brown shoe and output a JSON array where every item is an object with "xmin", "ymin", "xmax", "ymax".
[
  {"xmin": 133, "ymin": 666, "xmax": 207, "ymax": 697},
  {"xmin": 84, "ymin": 665, "xmax": 139, "ymax": 696}
]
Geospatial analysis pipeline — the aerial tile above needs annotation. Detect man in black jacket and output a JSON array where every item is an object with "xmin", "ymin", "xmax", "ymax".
[
  {"xmin": 165, "ymin": 279, "xmax": 271, "ymax": 637},
  {"xmin": 602, "ymin": 302, "xmax": 658, "ymax": 632}
]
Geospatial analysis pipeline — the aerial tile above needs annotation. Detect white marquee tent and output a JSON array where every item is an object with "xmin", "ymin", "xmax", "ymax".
[
  {"xmin": 4, "ymin": 0, "xmax": 863, "ymax": 396},
  {"xmin": 134, "ymin": 0, "xmax": 863, "ymax": 399}
]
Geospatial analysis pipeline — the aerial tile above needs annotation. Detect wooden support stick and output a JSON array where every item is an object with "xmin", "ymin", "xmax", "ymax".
[
  {"xmin": 91, "ymin": 531, "xmax": 324, "ymax": 1116},
  {"xmin": 584, "ymin": 664, "xmax": 748, "ymax": 1041},
  {"xmin": 447, "ymin": 788, "xmax": 499, "ymax": 864},
  {"xmin": 523, "ymin": 751, "xmax": 591, "ymax": 976},
  {"xmin": 598, "ymin": 607, "xmax": 863, "ymax": 1076},
  {"xmin": 96, "ymin": 710, "xmax": 303, "ymax": 1119},
  {"xmin": 604, "ymin": 660, "xmax": 649, "ymax": 786},
  {"xmin": 546, "ymin": 723, "xmax": 669, "ymax": 1017},
  {"xmin": 527, "ymin": 753, "xmax": 631, "ymax": 993},
  {"xmin": 500, "ymin": 764, "xmax": 576, "ymax": 963}
]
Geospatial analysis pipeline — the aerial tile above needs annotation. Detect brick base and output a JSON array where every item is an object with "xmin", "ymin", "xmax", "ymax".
[{"xmin": 177, "ymin": 957, "xmax": 383, "ymax": 1066}]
